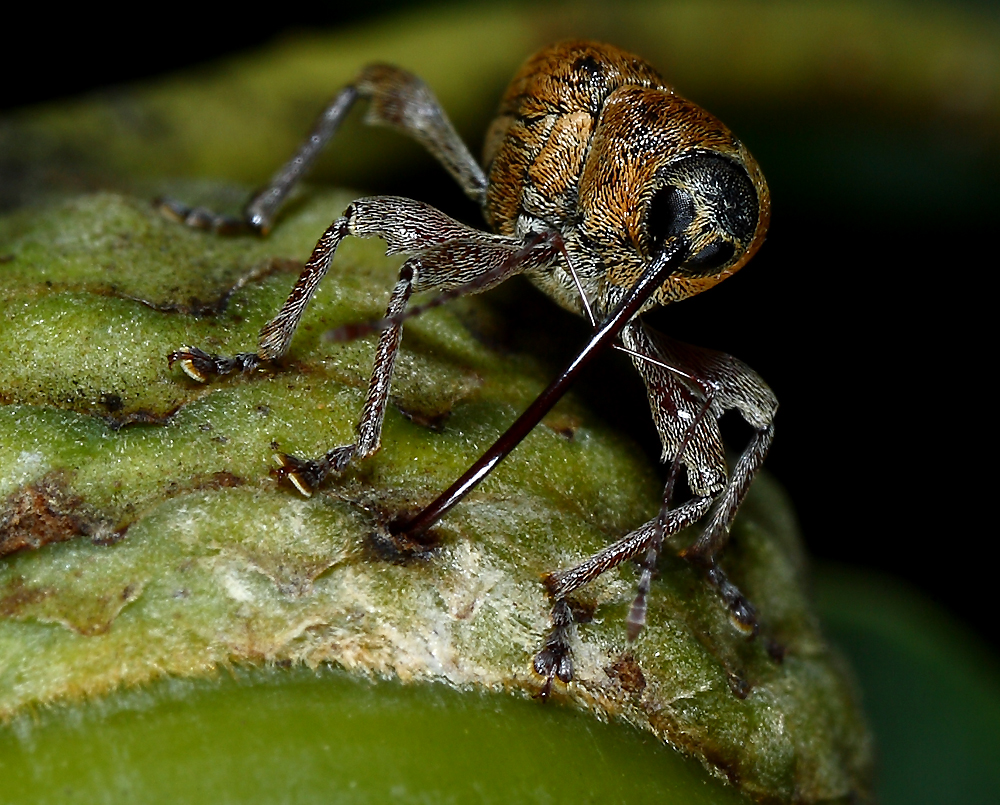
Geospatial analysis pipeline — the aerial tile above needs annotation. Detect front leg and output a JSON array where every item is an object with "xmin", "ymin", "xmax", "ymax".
[
  {"xmin": 680, "ymin": 423, "xmax": 775, "ymax": 635},
  {"xmin": 533, "ymin": 495, "xmax": 714, "ymax": 691},
  {"xmin": 627, "ymin": 322, "xmax": 778, "ymax": 635}
]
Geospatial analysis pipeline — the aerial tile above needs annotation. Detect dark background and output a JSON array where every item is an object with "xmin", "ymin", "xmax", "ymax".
[{"xmin": 2, "ymin": 1, "xmax": 996, "ymax": 657}]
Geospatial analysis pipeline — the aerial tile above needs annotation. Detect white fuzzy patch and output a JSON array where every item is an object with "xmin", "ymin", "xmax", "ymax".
[
  {"xmin": 0, "ymin": 450, "xmax": 47, "ymax": 494},
  {"xmin": 218, "ymin": 565, "xmax": 255, "ymax": 603}
]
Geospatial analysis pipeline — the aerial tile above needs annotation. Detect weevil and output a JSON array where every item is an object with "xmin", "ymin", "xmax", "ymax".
[{"xmin": 163, "ymin": 41, "xmax": 777, "ymax": 695}]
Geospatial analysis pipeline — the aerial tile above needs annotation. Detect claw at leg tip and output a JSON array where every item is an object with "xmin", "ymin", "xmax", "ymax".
[
  {"xmin": 289, "ymin": 474, "xmax": 313, "ymax": 497},
  {"xmin": 731, "ymin": 615, "xmax": 759, "ymax": 638},
  {"xmin": 273, "ymin": 454, "xmax": 314, "ymax": 497},
  {"xmin": 179, "ymin": 360, "xmax": 207, "ymax": 383}
]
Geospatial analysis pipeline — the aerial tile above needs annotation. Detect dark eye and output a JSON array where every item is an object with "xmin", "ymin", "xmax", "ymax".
[
  {"xmin": 650, "ymin": 153, "xmax": 759, "ymax": 265},
  {"xmin": 686, "ymin": 240, "xmax": 736, "ymax": 273},
  {"xmin": 645, "ymin": 186, "xmax": 694, "ymax": 257}
]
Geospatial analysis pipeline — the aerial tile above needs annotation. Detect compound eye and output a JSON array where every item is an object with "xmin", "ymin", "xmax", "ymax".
[
  {"xmin": 686, "ymin": 239, "xmax": 736, "ymax": 273},
  {"xmin": 647, "ymin": 152, "xmax": 760, "ymax": 273},
  {"xmin": 645, "ymin": 185, "xmax": 694, "ymax": 257}
]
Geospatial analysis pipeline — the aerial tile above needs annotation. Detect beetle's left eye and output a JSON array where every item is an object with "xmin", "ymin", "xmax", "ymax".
[{"xmin": 645, "ymin": 185, "xmax": 694, "ymax": 258}]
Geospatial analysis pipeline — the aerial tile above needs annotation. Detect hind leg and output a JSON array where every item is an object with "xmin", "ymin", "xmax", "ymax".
[{"xmin": 159, "ymin": 64, "xmax": 487, "ymax": 235}]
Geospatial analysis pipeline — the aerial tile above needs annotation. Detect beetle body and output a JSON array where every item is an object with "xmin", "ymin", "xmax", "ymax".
[{"xmin": 164, "ymin": 41, "xmax": 778, "ymax": 694}]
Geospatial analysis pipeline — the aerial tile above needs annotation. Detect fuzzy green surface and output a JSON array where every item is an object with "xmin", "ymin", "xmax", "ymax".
[{"xmin": 0, "ymin": 187, "xmax": 868, "ymax": 803}]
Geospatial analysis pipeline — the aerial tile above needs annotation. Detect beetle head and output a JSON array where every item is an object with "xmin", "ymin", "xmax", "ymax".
[{"xmin": 578, "ymin": 87, "xmax": 770, "ymax": 312}]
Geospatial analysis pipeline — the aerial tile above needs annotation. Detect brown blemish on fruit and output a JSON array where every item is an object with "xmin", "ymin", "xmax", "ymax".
[
  {"xmin": 0, "ymin": 473, "xmax": 116, "ymax": 558},
  {"xmin": 161, "ymin": 471, "xmax": 245, "ymax": 502},
  {"xmin": 103, "ymin": 407, "xmax": 181, "ymax": 428},
  {"xmin": 0, "ymin": 575, "xmax": 52, "ymax": 616},
  {"xmin": 202, "ymin": 471, "xmax": 244, "ymax": 489},
  {"xmin": 0, "ymin": 574, "xmax": 145, "ymax": 636},
  {"xmin": 605, "ymin": 653, "xmax": 647, "ymax": 695}
]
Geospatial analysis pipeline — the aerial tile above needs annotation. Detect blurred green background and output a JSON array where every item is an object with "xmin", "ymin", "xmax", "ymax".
[{"xmin": 2, "ymin": 1, "xmax": 998, "ymax": 802}]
